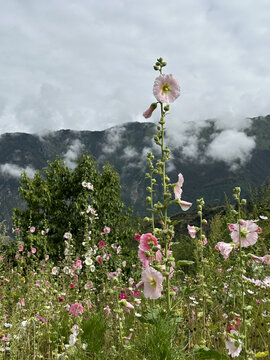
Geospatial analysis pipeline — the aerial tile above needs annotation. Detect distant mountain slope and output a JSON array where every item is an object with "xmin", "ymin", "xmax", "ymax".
[{"xmin": 0, "ymin": 115, "xmax": 270, "ymax": 226}]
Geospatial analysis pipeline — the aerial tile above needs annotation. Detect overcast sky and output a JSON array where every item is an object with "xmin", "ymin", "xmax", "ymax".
[{"xmin": 0, "ymin": 0, "xmax": 270, "ymax": 167}]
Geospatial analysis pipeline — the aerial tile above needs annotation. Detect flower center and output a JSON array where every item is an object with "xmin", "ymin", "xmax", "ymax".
[
  {"xmin": 240, "ymin": 229, "xmax": 249, "ymax": 238},
  {"xmin": 161, "ymin": 83, "xmax": 171, "ymax": 94},
  {"xmin": 149, "ymin": 277, "xmax": 156, "ymax": 288}
]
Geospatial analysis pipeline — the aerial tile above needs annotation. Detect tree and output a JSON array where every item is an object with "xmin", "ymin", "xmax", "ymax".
[{"xmin": 13, "ymin": 154, "xmax": 134, "ymax": 257}]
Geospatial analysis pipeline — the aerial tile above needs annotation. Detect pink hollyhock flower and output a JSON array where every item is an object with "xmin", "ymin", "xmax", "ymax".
[
  {"xmin": 230, "ymin": 220, "xmax": 258, "ymax": 248},
  {"xmin": 76, "ymin": 259, "xmax": 82, "ymax": 269},
  {"xmin": 215, "ymin": 242, "xmax": 234, "ymax": 259},
  {"xmin": 96, "ymin": 256, "xmax": 102, "ymax": 265},
  {"xmin": 257, "ymin": 226, "xmax": 262, "ymax": 234},
  {"xmin": 141, "ymin": 267, "xmax": 163, "ymax": 299},
  {"xmin": 120, "ymin": 299, "xmax": 135, "ymax": 312},
  {"xmin": 70, "ymin": 302, "xmax": 84, "ymax": 316},
  {"xmin": 21, "ymin": 298, "xmax": 25, "ymax": 307},
  {"xmin": 19, "ymin": 244, "xmax": 23, "ymax": 252},
  {"xmin": 30, "ymin": 226, "xmax": 35, "ymax": 233},
  {"xmin": 51, "ymin": 267, "xmax": 58, "ymax": 275},
  {"xmin": 202, "ymin": 237, "xmax": 207, "ymax": 246},
  {"xmin": 104, "ymin": 305, "xmax": 111, "ymax": 316},
  {"xmin": 135, "ymin": 233, "xmax": 141, "ymax": 242},
  {"xmin": 174, "ymin": 173, "xmax": 192, "ymax": 211},
  {"xmin": 138, "ymin": 249, "xmax": 162, "ymax": 269},
  {"xmin": 225, "ymin": 330, "xmax": 242, "ymax": 358},
  {"xmin": 153, "ymin": 74, "xmax": 180, "ymax": 103},
  {"xmin": 143, "ymin": 103, "xmax": 157, "ymax": 119},
  {"xmin": 69, "ymin": 283, "xmax": 75, "ymax": 288},
  {"xmin": 59, "ymin": 296, "xmax": 64, "ymax": 302},
  {"xmin": 98, "ymin": 241, "xmax": 105, "ymax": 248},
  {"xmin": 31, "ymin": 247, "xmax": 36, "ymax": 254},
  {"xmin": 187, "ymin": 225, "xmax": 197, "ymax": 238},
  {"xmin": 103, "ymin": 226, "xmax": 111, "ymax": 234},
  {"xmin": 251, "ymin": 254, "xmax": 270, "ymax": 265},
  {"xmin": 139, "ymin": 233, "xmax": 158, "ymax": 252}
]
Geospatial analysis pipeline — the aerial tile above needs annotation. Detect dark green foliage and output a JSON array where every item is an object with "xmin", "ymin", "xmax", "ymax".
[
  {"xmin": 80, "ymin": 314, "xmax": 107, "ymax": 355},
  {"xmin": 12, "ymin": 154, "xmax": 134, "ymax": 257}
]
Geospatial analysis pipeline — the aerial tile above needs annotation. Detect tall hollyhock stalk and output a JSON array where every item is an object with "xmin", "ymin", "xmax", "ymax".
[
  {"xmin": 233, "ymin": 187, "xmax": 247, "ymax": 359},
  {"xmin": 143, "ymin": 58, "xmax": 188, "ymax": 311},
  {"xmin": 196, "ymin": 198, "xmax": 208, "ymax": 345}
]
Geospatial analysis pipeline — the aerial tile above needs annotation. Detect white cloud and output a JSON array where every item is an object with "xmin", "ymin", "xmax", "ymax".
[
  {"xmin": 0, "ymin": 163, "xmax": 36, "ymax": 178},
  {"xmin": 121, "ymin": 146, "xmax": 138, "ymax": 160},
  {"xmin": 63, "ymin": 139, "xmax": 84, "ymax": 169},
  {"xmin": 0, "ymin": 0, "xmax": 269, "ymax": 136},
  {"xmin": 205, "ymin": 129, "xmax": 256, "ymax": 169}
]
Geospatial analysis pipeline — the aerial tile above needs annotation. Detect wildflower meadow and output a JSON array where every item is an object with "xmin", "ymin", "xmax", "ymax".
[{"xmin": 0, "ymin": 59, "xmax": 269, "ymax": 360}]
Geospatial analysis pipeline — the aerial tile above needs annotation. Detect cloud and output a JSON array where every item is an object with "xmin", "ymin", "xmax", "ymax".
[
  {"xmin": 0, "ymin": 0, "xmax": 270, "ymax": 137},
  {"xmin": 121, "ymin": 146, "xmax": 138, "ymax": 160},
  {"xmin": 205, "ymin": 129, "xmax": 256, "ymax": 169},
  {"xmin": 0, "ymin": 163, "xmax": 36, "ymax": 178},
  {"xmin": 63, "ymin": 139, "xmax": 84, "ymax": 169}
]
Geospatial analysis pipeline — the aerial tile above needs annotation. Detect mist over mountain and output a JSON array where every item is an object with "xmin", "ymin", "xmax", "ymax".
[{"xmin": 0, "ymin": 115, "xmax": 270, "ymax": 227}]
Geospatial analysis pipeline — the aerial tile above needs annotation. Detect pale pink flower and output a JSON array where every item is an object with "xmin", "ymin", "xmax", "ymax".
[
  {"xmin": 70, "ymin": 302, "xmax": 84, "ymax": 316},
  {"xmin": 117, "ymin": 246, "xmax": 121, "ymax": 254},
  {"xmin": 139, "ymin": 233, "xmax": 158, "ymax": 252},
  {"xmin": 202, "ymin": 237, "xmax": 207, "ymax": 246},
  {"xmin": 174, "ymin": 173, "xmax": 192, "ymax": 211},
  {"xmin": 103, "ymin": 226, "xmax": 111, "ymax": 234},
  {"xmin": 125, "ymin": 333, "xmax": 133, "ymax": 344},
  {"xmin": 187, "ymin": 225, "xmax": 197, "ymax": 239},
  {"xmin": 51, "ymin": 267, "xmax": 58, "ymax": 275},
  {"xmin": 31, "ymin": 247, "xmax": 36, "ymax": 254},
  {"xmin": 251, "ymin": 254, "xmax": 270, "ymax": 265},
  {"xmin": 76, "ymin": 259, "xmax": 82, "ymax": 269},
  {"xmin": 104, "ymin": 305, "xmax": 111, "ymax": 316},
  {"xmin": 225, "ymin": 330, "xmax": 242, "ymax": 358},
  {"xmin": 143, "ymin": 103, "xmax": 157, "ymax": 119},
  {"xmin": 215, "ymin": 242, "xmax": 234, "ymax": 259},
  {"xmin": 41, "ymin": 230, "xmax": 45, "ymax": 235},
  {"xmin": 141, "ymin": 267, "xmax": 163, "ymax": 299},
  {"xmin": 138, "ymin": 249, "xmax": 162, "ymax": 269},
  {"xmin": 64, "ymin": 232, "xmax": 72, "ymax": 240},
  {"xmin": 230, "ymin": 220, "xmax": 258, "ymax": 248},
  {"xmin": 30, "ymin": 226, "xmax": 35, "ymax": 233},
  {"xmin": 120, "ymin": 300, "xmax": 135, "ymax": 312},
  {"xmin": 19, "ymin": 244, "xmax": 23, "ymax": 252},
  {"xmin": 259, "ymin": 215, "xmax": 268, "ymax": 220},
  {"xmin": 153, "ymin": 74, "xmax": 180, "ymax": 103},
  {"xmin": 21, "ymin": 298, "xmax": 25, "ymax": 307}
]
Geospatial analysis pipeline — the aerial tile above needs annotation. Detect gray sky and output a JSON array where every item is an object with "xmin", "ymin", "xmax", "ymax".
[{"xmin": 0, "ymin": 0, "xmax": 270, "ymax": 167}]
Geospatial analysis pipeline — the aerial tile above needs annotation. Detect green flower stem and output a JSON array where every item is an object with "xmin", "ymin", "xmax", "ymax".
[
  {"xmin": 115, "ymin": 286, "xmax": 124, "ymax": 348},
  {"xmin": 159, "ymin": 102, "xmax": 171, "ymax": 312},
  {"xmin": 236, "ymin": 192, "xmax": 247, "ymax": 359}
]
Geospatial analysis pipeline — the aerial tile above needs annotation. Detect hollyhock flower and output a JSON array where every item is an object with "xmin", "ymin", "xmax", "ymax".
[
  {"xmin": 52, "ymin": 267, "xmax": 58, "ymax": 275},
  {"xmin": 76, "ymin": 259, "xmax": 82, "ymax": 269},
  {"xmin": 59, "ymin": 296, "xmax": 64, "ymax": 302},
  {"xmin": 70, "ymin": 302, "xmax": 84, "ymax": 316},
  {"xmin": 30, "ymin": 226, "xmax": 35, "ymax": 233},
  {"xmin": 174, "ymin": 173, "xmax": 192, "ymax": 211},
  {"xmin": 138, "ymin": 249, "xmax": 162, "ymax": 269},
  {"xmin": 141, "ymin": 267, "xmax": 163, "ymax": 299},
  {"xmin": 122, "ymin": 260, "xmax": 126, "ymax": 267},
  {"xmin": 96, "ymin": 256, "xmax": 102, "ymax": 265},
  {"xmin": 230, "ymin": 220, "xmax": 258, "ymax": 248},
  {"xmin": 143, "ymin": 102, "xmax": 157, "ymax": 119},
  {"xmin": 259, "ymin": 215, "xmax": 268, "ymax": 220},
  {"xmin": 31, "ymin": 247, "xmax": 36, "ymax": 254},
  {"xmin": 64, "ymin": 232, "xmax": 72, "ymax": 240},
  {"xmin": 104, "ymin": 305, "xmax": 111, "ymax": 316},
  {"xmin": 153, "ymin": 74, "xmax": 180, "ymax": 103},
  {"xmin": 103, "ymin": 226, "xmax": 111, "ymax": 234},
  {"xmin": 85, "ymin": 257, "xmax": 93, "ymax": 266},
  {"xmin": 135, "ymin": 233, "xmax": 141, "ymax": 242},
  {"xmin": 251, "ymin": 254, "xmax": 270, "ymax": 265},
  {"xmin": 187, "ymin": 225, "xmax": 197, "ymax": 238},
  {"xmin": 41, "ymin": 230, "xmax": 45, "ymax": 235},
  {"xmin": 139, "ymin": 233, "xmax": 158, "ymax": 252},
  {"xmin": 225, "ymin": 330, "xmax": 242, "ymax": 358},
  {"xmin": 69, "ymin": 283, "xmax": 75, "ymax": 288},
  {"xmin": 215, "ymin": 242, "xmax": 234, "ymax": 259},
  {"xmin": 202, "ymin": 237, "xmax": 207, "ymax": 246},
  {"xmin": 98, "ymin": 241, "xmax": 105, "ymax": 248},
  {"xmin": 117, "ymin": 246, "xmax": 121, "ymax": 254},
  {"xmin": 69, "ymin": 333, "xmax": 77, "ymax": 346},
  {"xmin": 120, "ymin": 299, "xmax": 134, "ymax": 312},
  {"xmin": 19, "ymin": 244, "xmax": 23, "ymax": 252},
  {"xmin": 21, "ymin": 299, "xmax": 25, "ymax": 307}
]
